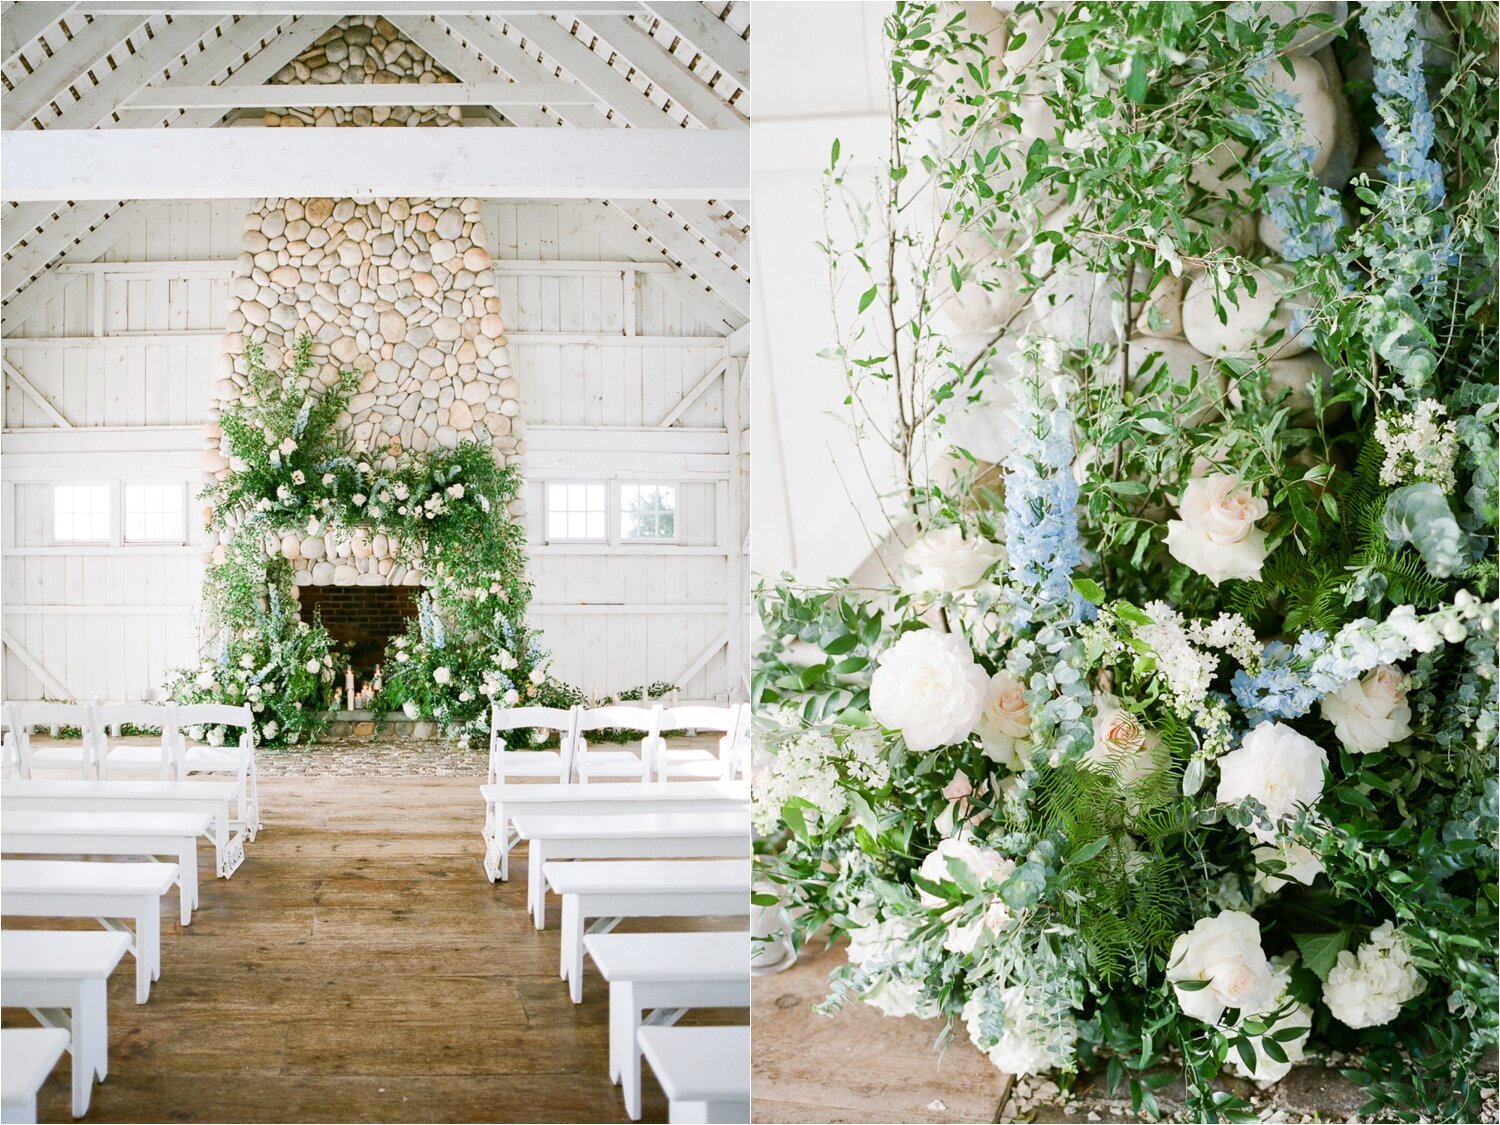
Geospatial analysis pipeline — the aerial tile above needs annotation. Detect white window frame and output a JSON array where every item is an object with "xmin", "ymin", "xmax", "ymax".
[
  {"xmin": 544, "ymin": 481, "xmax": 609, "ymax": 544},
  {"xmin": 618, "ymin": 482, "xmax": 679, "ymax": 544},
  {"xmin": 122, "ymin": 482, "xmax": 189, "ymax": 546},
  {"xmin": 49, "ymin": 482, "xmax": 114, "ymax": 545}
]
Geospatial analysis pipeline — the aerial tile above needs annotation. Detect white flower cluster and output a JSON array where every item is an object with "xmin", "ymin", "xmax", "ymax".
[
  {"xmin": 962, "ymin": 983, "xmax": 1079, "ymax": 1076},
  {"xmin": 916, "ymin": 835, "xmax": 1017, "ymax": 955},
  {"xmin": 1188, "ymin": 612, "xmax": 1262, "ymax": 672},
  {"xmin": 1322, "ymin": 921, "xmax": 1426, "ymax": 1029},
  {"xmin": 1225, "ymin": 953, "xmax": 1311, "ymax": 1086},
  {"xmin": 754, "ymin": 729, "xmax": 889, "ymax": 834},
  {"xmin": 1375, "ymin": 399, "xmax": 1459, "ymax": 492},
  {"xmin": 844, "ymin": 911, "xmax": 938, "ymax": 1019},
  {"xmin": 1138, "ymin": 601, "xmax": 1218, "ymax": 715}
]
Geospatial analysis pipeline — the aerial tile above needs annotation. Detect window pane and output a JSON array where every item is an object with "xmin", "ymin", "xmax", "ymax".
[
  {"xmin": 622, "ymin": 483, "xmax": 677, "ymax": 540},
  {"xmin": 53, "ymin": 485, "xmax": 109, "ymax": 542},
  {"xmin": 124, "ymin": 484, "xmax": 184, "ymax": 543}
]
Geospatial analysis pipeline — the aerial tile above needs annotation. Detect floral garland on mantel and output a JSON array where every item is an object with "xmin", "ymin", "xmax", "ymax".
[
  {"xmin": 754, "ymin": 3, "xmax": 1497, "ymax": 1122},
  {"xmin": 166, "ymin": 333, "xmax": 553, "ymax": 747}
]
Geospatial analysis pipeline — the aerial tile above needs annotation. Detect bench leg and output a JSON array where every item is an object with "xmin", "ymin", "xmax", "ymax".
[
  {"xmin": 619, "ymin": 983, "xmax": 644, "ymax": 1120},
  {"xmin": 530, "ymin": 845, "xmax": 545, "ymax": 929},
  {"xmin": 135, "ymin": 909, "xmax": 157, "ymax": 1002},
  {"xmin": 561, "ymin": 895, "xmax": 584, "ymax": 1002},
  {"xmin": 81, "ymin": 978, "xmax": 107, "ymax": 1082},
  {"xmin": 178, "ymin": 842, "xmax": 196, "ymax": 924}
]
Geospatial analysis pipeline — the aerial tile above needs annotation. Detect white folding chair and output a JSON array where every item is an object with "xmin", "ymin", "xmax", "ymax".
[
  {"xmin": 652, "ymin": 704, "xmax": 742, "ymax": 781},
  {"xmin": 7, "ymin": 701, "xmax": 98, "ymax": 779},
  {"xmin": 572, "ymin": 706, "xmax": 660, "ymax": 782},
  {"xmin": 93, "ymin": 702, "xmax": 177, "ymax": 780},
  {"xmin": 172, "ymin": 703, "xmax": 261, "ymax": 840},
  {"xmin": 489, "ymin": 705, "xmax": 580, "ymax": 785}
]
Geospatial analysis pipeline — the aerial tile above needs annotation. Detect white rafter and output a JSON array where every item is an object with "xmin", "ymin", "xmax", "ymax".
[
  {"xmin": 606, "ymin": 199, "xmax": 749, "ymax": 318},
  {"xmin": 583, "ymin": 13, "xmax": 744, "ymax": 130},
  {"xmin": 502, "ymin": 12, "xmax": 675, "ymax": 129},
  {"xmin": 641, "ymin": 2, "xmax": 747, "ymax": 93},
  {"xmin": 2, "ymin": 13, "xmax": 148, "ymax": 129},
  {"xmin": 2, "ymin": 2, "xmax": 81, "ymax": 68}
]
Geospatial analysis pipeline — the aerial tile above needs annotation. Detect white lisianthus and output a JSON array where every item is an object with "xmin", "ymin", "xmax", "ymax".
[
  {"xmin": 962, "ymin": 984, "xmax": 1078, "ymax": 1076},
  {"xmin": 1216, "ymin": 722, "xmax": 1327, "ymax": 842},
  {"xmin": 977, "ymin": 672, "xmax": 1030, "ymax": 770},
  {"xmin": 433, "ymin": 666, "xmax": 451, "ymax": 685},
  {"xmin": 503, "ymin": 688, "xmax": 520, "ymax": 706},
  {"xmin": 1167, "ymin": 909, "xmax": 1276, "ymax": 1024},
  {"xmin": 1165, "ymin": 474, "xmax": 1271, "ymax": 584},
  {"xmin": 900, "ymin": 527, "xmax": 1001, "ymax": 594},
  {"xmin": 1084, "ymin": 693, "xmax": 1163, "ymax": 792},
  {"xmin": 1225, "ymin": 953, "xmax": 1311, "ymax": 1085},
  {"xmin": 1323, "ymin": 921, "xmax": 1426, "ymax": 1029},
  {"xmin": 869, "ymin": 630, "xmax": 989, "ymax": 753},
  {"xmin": 1252, "ymin": 840, "xmax": 1324, "ymax": 892},
  {"xmin": 402, "ymin": 700, "xmax": 420, "ymax": 720},
  {"xmin": 1320, "ymin": 664, "xmax": 1413, "ymax": 753}
]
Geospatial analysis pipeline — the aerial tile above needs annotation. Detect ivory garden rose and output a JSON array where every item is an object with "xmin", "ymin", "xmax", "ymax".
[
  {"xmin": 1215, "ymin": 721, "xmax": 1327, "ymax": 842},
  {"xmin": 1167, "ymin": 909, "xmax": 1276, "ymax": 1024},
  {"xmin": 977, "ymin": 672, "xmax": 1031, "ymax": 769},
  {"xmin": 901, "ymin": 527, "xmax": 1001, "ymax": 594},
  {"xmin": 869, "ymin": 629, "xmax": 988, "ymax": 752},
  {"xmin": 1084, "ymin": 693, "xmax": 1162, "ymax": 791},
  {"xmin": 1320, "ymin": 664, "xmax": 1413, "ymax": 753},
  {"xmin": 1164, "ymin": 474, "xmax": 1271, "ymax": 584}
]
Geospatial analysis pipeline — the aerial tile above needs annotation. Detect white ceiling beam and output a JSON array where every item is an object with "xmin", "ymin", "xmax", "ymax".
[
  {"xmin": 609, "ymin": 200, "xmax": 749, "ymax": 317},
  {"xmin": 503, "ymin": 13, "xmax": 677, "ymax": 129},
  {"xmin": 641, "ymin": 2, "xmax": 747, "ymax": 92},
  {"xmin": 1, "ymin": 126, "xmax": 750, "ymax": 200},
  {"xmin": 121, "ymin": 80, "xmax": 600, "ymax": 109},
  {"xmin": 1, "ymin": 200, "xmax": 120, "ymax": 303},
  {"xmin": 2, "ymin": 2, "xmax": 80, "ymax": 67},
  {"xmin": 72, "ymin": 2, "xmax": 644, "ymax": 12},
  {"xmin": 2, "ymin": 202, "xmax": 69, "ymax": 255},
  {"xmin": 2, "ymin": 14, "xmax": 147, "ymax": 129},
  {"xmin": 388, "ymin": 14, "xmax": 555, "ymax": 128},
  {"xmin": 434, "ymin": 13, "xmax": 611, "ymax": 128},
  {"xmin": 660, "ymin": 199, "xmax": 747, "ymax": 270},
  {"xmin": 586, "ymin": 14, "xmax": 744, "ymax": 130},
  {"xmin": 42, "ymin": 15, "xmax": 228, "ymax": 129}
]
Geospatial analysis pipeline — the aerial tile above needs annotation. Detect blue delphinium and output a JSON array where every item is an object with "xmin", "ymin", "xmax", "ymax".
[{"xmin": 1363, "ymin": 1, "xmax": 1445, "ymax": 209}]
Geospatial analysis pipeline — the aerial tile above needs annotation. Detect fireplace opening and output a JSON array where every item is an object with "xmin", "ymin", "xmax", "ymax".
[{"xmin": 297, "ymin": 586, "xmax": 419, "ymax": 682}]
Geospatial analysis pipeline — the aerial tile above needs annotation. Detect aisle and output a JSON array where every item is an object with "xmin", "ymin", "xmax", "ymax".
[{"xmin": 5, "ymin": 774, "xmax": 726, "ymax": 1123}]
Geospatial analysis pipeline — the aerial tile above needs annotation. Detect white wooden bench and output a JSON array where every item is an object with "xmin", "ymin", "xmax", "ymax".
[
  {"xmin": 1, "ymin": 1028, "xmax": 70, "ymax": 1125},
  {"xmin": 584, "ymin": 931, "xmax": 750, "ymax": 1121},
  {"xmin": 636, "ymin": 1026, "xmax": 750, "ymax": 1125},
  {"xmin": 1, "ymin": 778, "xmax": 243, "ymax": 878},
  {"xmin": 544, "ymin": 858, "xmax": 750, "ymax": 1003},
  {"xmin": 514, "ymin": 810, "xmax": 751, "ymax": 928},
  {"xmin": 0, "ymin": 859, "xmax": 179, "ymax": 1004},
  {"xmin": 1, "ymin": 931, "xmax": 132, "ymax": 1118},
  {"xmin": 2, "ymin": 810, "xmax": 209, "ymax": 926},
  {"xmin": 479, "ymin": 780, "xmax": 749, "ymax": 883}
]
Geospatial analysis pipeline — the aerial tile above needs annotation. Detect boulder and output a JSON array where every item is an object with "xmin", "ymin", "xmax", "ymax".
[{"xmin": 1181, "ymin": 266, "xmax": 1313, "ymax": 359}]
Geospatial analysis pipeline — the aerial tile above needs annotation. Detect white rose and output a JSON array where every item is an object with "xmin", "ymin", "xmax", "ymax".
[
  {"xmin": 1323, "ymin": 921, "xmax": 1425, "ymax": 1029},
  {"xmin": 304, "ymin": 659, "xmax": 320, "ymax": 674},
  {"xmin": 240, "ymin": 653, "xmax": 255, "ymax": 669},
  {"xmin": 529, "ymin": 667, "xmax": 545, "ymax": 685},
  {"xmin": 870, "ymin": 630, "xmax": 989, "ymax": 753},
  {"xmin": 279, "ymin": 437, "xmax": 297, "ymax": 456},
  {"xmin": 977, "ymin": 673, "xmax": 1030, "ymax": 770},
  {"xmin": 1084, "ymin": 693, "xmax": 1162, "ymax": 792},
  {"xmin": 962, "ymin": 985, "xmax": 1078, "ymax": 1077},
  {"xmin": 1252, "ymin": 840, "xmax": 1324, "ymax": 892},
  {"xmin": 1167, "ymin": 909, "xmax": 1276, "ymax": 1024},
  {"xmin": 195, "ymin": 671, "xmax": 216, "ymax": 690},
  {"xmin": 503, "ymin": 688, "xmax": 520, "ymax": 706},
  {"xmin": 1216, "ymin": 721, "xmax": 1327, "ymax": 842},
  {"xmin": 262, "ymin": 721, "xmax": 278, "ymax": 739},
  {"xmin": 458, "ymin": 691, "xmax": 472, "ymax": 703},
  {"xmin": 901, "ymin": 527, "xmax": 1001, "ymax": 594},
  {"xmin": 433, "ymin": 666, "xmax": 451, "ymax": 685},
  {"xmin": 1165, "ymin": 474, "xmax": 1271, "ymax": 584},
  {"xmin": 1226, "ymin": 954, "xmax": 1311, "ymax": 1086},
  {"xmin": 1319, "ymin": 664, "xmax": 1413, "ymax": 753}
]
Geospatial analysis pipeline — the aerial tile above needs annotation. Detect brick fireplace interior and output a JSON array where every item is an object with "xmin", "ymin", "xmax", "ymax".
[{"xmin": 298, "ymin": 586, "xmax": 418, "ymax": 678}]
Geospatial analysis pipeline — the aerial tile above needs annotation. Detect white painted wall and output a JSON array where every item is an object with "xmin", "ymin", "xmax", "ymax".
[{"xmin": 2, "ymin": 198, "xmax": 746, "ymax": 705}]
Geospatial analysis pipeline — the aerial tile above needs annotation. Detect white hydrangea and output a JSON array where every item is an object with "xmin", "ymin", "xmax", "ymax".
[
  {"xmin": 845, "ymin": 914, "xmax": 938, "ymax": 1019},
  {"xmin": 962, "ymin": 984, "xmax": 1079, "ymax": 1076},
  {"xmin": 1323, "ymin": 921, "xmax": 1426, "ymax": 1029},
  {"xmin": 1225, "ymin": 953, "xmax": 1311, "ymax": 1086},
  {"xmin": 1375, "ymin": 399, "xmax": 1459, "ymax": 492}
]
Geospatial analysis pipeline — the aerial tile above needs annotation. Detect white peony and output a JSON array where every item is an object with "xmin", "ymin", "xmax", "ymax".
[
  {"xmin": 1323, "ymin": 921, "xmax": 1426, "ymax": 1029},
  {"xmin": 1319, "ymin": 664, "xmax": 1413, "ymax": 753},
  {"xmin": 1225, "ymin": 953, "xmax": 1311, "ymax": 1086},
  {"xmin": 1252, "ymin": 840, "xmax": 1324, "ymax": 893},
  {"xmin": 962, "ymin": 984, "xmax": 1078, "ymax": 1077},
  {"xmin": 529, "ymin": 667, "xmax": 545, "ymax": 685},
  {"xmin": 900, "ymin": 527, "xmax": 1001, "ymax": 594},
  {"xmin": 433, "ymin": 666, "xmax": 451, "ymax": 685},
  {"xmin": 1084, "ymin": 693, "xmax": 1163, "ymax": 793},
  {"xmin": 869, "ymin": 630, "xmax": 989, "ymax": 753},
  {"xmin": 1167, "ymin": 909, "xmax": 1276, "ymax": 1024},
  {"xmin": 1165, "ymin": 474, "xmax": 1271, "ymax": 584},
  {"xmin": 977, "ymin": 672, "xmax": 1031, "ymax": 770},
  {"xmin": 1216, "ymin": 722, "xmax": 1327, "ymax": 842}
]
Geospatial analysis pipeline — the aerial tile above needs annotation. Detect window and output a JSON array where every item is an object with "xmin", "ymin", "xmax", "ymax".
[
  {"xmin": 52, "ymin": 484, "xmax": 111, "ymax": 543},
  {"xmin": 620, "ymin": 484, "xmax": 677, "ymax": 541},
  {"xmin": 546, "ymin": 483, "xmax": 607, "ymax": 542},
  {"xmin": 124, "ymin": 483, "xmax": 186, "ymax": 543}
]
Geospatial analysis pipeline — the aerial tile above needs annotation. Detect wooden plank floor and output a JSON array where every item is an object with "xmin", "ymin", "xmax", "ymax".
[
  {"xmin": 751, "ymin": 941, "xmax": 1011, "ymax": 1124},
  {"xmin": 3, "ymin": 776, "xmax": 745, "ymax": 1124}
]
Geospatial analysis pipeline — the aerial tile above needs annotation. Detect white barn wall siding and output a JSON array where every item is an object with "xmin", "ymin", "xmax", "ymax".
[{"xmin": 4, "ymin": 199, "xmax": 744, "ymax": 704}]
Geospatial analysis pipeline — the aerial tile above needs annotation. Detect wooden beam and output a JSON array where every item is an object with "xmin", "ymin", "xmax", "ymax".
[
  {"xmin": 2, "ymin": 200, "xmax": 122, "ymax": 306},
  {"xmin": 2, "ymin": 14, "xmax": 147, "ymax": 130},
  {"xmin": 640, "ymin": 2, "xmax": 747, "ymax": 92},
  {"xmin": 609, "ymin": 200, "xmax": 749, "ymax": 317},
  {"xmin": 120, "ymin": 80, "xmax": 601, "ymax": 110},
  {"xmin": 670, "ymin": 630, "xmax": 729, "ymax": 689},
  {"xmin": 2, "ymin": 356, "xmax": 73, "ymax": 427},
  {"xmin": 661, "ymin": 199, "xmax": 748, "ymax": 269},
  {"xmin": 1, "ymin": 127, "xmax": 750, "ymax": 200},
  {"xmin": 436, "ymin": 13, "xmax": 613, "ymax": 128},
  {"xmin": 72, "ymin": 2, "xmax": 645, "ymax": 13},
  {"xmin": 493, "ymin": 258, "xmax": 674, "ymax": 274},
  {"xmin": 586, "ymin": 15, "xmax": 744, "ymax": 130},
  {"xmin": 656, "ymin": 355, "xmax": 728, "ymax": 427},
  {"xmin": 726, "ymin": 323, "xmax": 750, "ymax": 356},
  {"xmin": 503, "ymin": 14, "xmax": 676, "ymax": 129},
  {"xmin": 2, "ymin": 2, "xmax": 80, "ymax": 68},
  {"xmin": 1, "ymin": 629, "xmax": 72, "ymax": 699}
]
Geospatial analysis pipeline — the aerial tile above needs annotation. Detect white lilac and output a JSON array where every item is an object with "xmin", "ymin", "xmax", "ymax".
[{"xmin": 1376, "ymin": 399, "xmax": 1460, "ymax": 492}]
